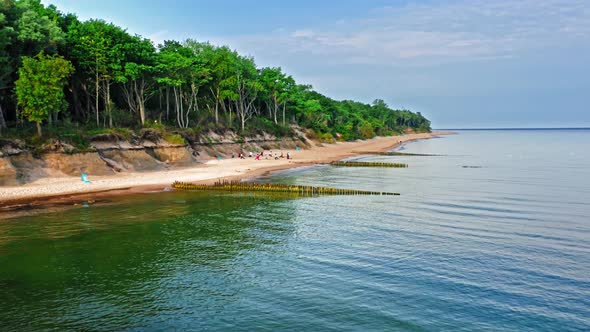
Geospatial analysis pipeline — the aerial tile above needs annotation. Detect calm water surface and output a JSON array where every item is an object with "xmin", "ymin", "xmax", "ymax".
[{"xmin": 1, "ymin": 129, "xmax": 589, "ymax": 331}]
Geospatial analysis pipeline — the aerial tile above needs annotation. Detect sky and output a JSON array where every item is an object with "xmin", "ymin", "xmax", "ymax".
[{"xmin": 42, "ymin": 0, "xmax": 590, "ymax": 129}]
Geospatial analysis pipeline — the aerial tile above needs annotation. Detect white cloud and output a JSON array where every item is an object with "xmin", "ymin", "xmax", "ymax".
[
  {"xmin": 147, "ymin": 30, "xmax": 169, "ymax": 46},
  {"xmin": 216, "ymin": 0, "xmax": 590, "ymax": 67},
  {"xmin": 291, "ymin": 29, "xmax": 315, "ymax": 39}
]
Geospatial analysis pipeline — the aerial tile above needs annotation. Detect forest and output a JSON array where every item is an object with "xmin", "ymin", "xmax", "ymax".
[{"xmin": 0, "ymin": 0, "xmax": 431, "ymax": 144}]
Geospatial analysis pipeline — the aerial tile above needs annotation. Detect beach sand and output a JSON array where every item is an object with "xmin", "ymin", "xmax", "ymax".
[{"xmin": 0, "ymin": 132, "xmax": 449, "ymax": 210}]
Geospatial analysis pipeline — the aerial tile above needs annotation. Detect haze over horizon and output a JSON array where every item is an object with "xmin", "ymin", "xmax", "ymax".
[{"xmin": 42, "ymin": 0, "xmax": 590, "ymax": 129}]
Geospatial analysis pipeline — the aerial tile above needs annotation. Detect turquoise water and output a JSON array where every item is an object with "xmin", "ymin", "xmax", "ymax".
[{"xmin": 1, "ymin": 129, "xmax": 589, "ymax": 331}]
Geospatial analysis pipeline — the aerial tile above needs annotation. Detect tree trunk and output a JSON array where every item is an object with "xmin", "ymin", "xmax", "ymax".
[
  {"xmin": 211, "ymin": 87, "xmax": 219, "ymax": 125},
  {"xmin": 36, "ymin": 122, "xmax": 42, "ymax": 137},
  {"xmin": 158, "ymin": 88, "xmax": 162, "ymax": 113},
  {"xmin": 71, "ymin": 83, "xmax": 82, "ymax": 121},
  {"xmin": 220, "ymin": 99, "xmax": 228, "ymax": 126},
  {"xmin": 81, "ymin": 83, "xmax": 91, "ymax": 123},
  {"xmin": 184, "ymin": 84, "xmax": 198, "ymax": 129},
  {"xmin": 282, "ymin": 102, "xmax": 286, "ymax": 126},
  {"xmin": 174, "ymin": 86, "xmax": 181, "ymax": 128},
  {"xmin": 0, "ymin": 103, "xmax": 7, "ymax": 129},
  {"xmin": 105, "ymin": 79, "xmax": 113, "ymax": 128},
  {"xmin": 95, "ymin": 72, "xmax": 99, "ymax": 127},
  {"xmin": 134, "ymin": 80, "xmax": 145, "ymax": 126},
  {"xmin": 166, "ymin": 87, "xmax": 170, "ymax": 122},
  {"xmin": 273, "ymin": 94, "xmax": 278, "ymax": 124},
  {"xmin": 179, "ymin": 85, "xmax": 184, "ymax": 128},
  {"xmin": 229, "ymin": 102, "xmax": 233, "ymax": 128}
]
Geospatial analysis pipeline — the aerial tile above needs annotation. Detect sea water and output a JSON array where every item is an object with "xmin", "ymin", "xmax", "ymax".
[{"xmin": 0, "ymin": 129, "xmax": 589, "ymax": 331}]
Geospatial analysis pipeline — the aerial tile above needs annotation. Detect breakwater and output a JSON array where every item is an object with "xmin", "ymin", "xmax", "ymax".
[
  {"xmin": 172, "ymin": 180, "xmax": 400, "ymax": 196},
  {"xmin": 330, "ymin": 161, "xmax": 408, "ymax": 168}
]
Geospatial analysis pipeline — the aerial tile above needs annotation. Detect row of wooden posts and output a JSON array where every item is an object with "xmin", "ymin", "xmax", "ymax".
[
  {"xmin": 330, "ymin": 161, "xmax": 408, "ymax": 168},
  {"xmin": 353, "ymin": 151, "xmax": 442, "ymax": 156},
  {"xmin": 172, "ymin": 180, "xmax": 400, "ymax": 196},
  {"xmin": 171, "ymin": 155, "xmax": 422, "ymax": 196}
]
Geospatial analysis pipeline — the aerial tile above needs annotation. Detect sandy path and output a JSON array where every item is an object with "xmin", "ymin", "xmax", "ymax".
[{"xmin": 0, "ymin": 132, "xmax": 448, "ymax": 205}]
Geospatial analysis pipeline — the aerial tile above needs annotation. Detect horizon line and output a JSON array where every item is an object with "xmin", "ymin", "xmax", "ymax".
[{"xmin": 435, "ymin": 127, "xmax": 590, "ymax": 131}]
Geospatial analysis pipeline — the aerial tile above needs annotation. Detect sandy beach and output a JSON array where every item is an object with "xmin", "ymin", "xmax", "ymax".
[{"xmin": 0, "ymin": 132, "xmax": 448, "ymax": 209}]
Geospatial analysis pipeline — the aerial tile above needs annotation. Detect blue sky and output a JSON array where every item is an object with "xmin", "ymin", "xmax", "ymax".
[{"xmin": 42, "ymin": 0, "xmax": 590, "ymax": 128}]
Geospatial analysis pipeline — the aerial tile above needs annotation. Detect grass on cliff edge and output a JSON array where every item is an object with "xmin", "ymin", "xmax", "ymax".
[{"xmin": 0, "ymin": 122, "xmax": 296, "ymax": 152}]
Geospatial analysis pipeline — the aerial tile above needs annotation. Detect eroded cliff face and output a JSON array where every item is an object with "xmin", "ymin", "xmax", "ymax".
[
  {"xmin": 42, "ymin": 152, "xmax": 114, "ymax": 176},
  {"xmin": 0, "ymin": 131, "xmax": 308, "ymax": 185},
  {"xmin": 0, "ymin": 158, "xmax": 17, "ymax": 186}
]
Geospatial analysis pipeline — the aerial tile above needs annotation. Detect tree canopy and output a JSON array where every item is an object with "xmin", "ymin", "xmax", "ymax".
[
  {"xmin": 15, "ymin": 52, "xmax": 73, "ymax": 135},
  {"xmin": 0, "ymin": 0, "xmax": 431, "ymax": 139}
]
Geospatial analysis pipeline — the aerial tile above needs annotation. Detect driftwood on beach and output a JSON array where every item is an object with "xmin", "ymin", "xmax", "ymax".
[{"xmin": 172, "ymin": 180, "xmax": 400, "ymax": 196}]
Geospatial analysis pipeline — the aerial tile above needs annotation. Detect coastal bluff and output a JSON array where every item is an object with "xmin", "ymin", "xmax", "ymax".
[{"xmin": 0, "ymin": 129, "xmax": 308, "ymax": 186}]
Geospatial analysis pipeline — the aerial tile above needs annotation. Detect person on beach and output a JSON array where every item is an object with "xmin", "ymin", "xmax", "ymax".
[
  {"xmin": 287, "ymin": 152, "xmax": 290, "ymax": 160},
  {"xmin": 255, "ymin": 154, "xmax": 261, "ymax": 160},
  {"xmin": 249, "ymin": 151, "xmax": 253, "ymax": 158}
]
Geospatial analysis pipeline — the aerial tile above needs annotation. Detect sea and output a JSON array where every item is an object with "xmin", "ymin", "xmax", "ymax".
[{"xmin": 0, "ymin": 129, "xmax": 589, "ymax": 331}]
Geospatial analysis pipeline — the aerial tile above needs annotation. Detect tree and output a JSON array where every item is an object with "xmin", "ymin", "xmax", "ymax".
[
  {"xmin": 119, "ymin": 35, "xmax": 156, "ymax": 126},
  {"xmin": 15, "ymin": 52, "xmax": 74, "ymax": 136},
  {"xmin": 0, "ymin": 9, "xmax": 15, "ymax": 129},
  {"xmin": 0, "ymin": 0, "xmax": 431, "ymax": 140},
  {"xmin": 156, "ymin": 41, "xmax": 199, "ymax": 128},
  {"xmin": 186, "ymin": 41, "xmax": 235, "ymax": 126},
  {"xmin": 278, "ymin": 74, "xmax": 295, "ymax": 126},
  {"xmin": 67, "ymin": 19, "xmax": 129, "ymax": 127},
  {"xmin": 14, "ymin": 0, "xmax": 64, "ymax": 55},
  {"xmin": 1, "ymin": 0, "xmax": 65, "ymax": 129},
  {"xmin": 225, "ymin": 55, "xmax": 260, "ymax": 131},
  {"xmin": 259, "ymin": 67, "xmax": 290, "ymax": 125}
]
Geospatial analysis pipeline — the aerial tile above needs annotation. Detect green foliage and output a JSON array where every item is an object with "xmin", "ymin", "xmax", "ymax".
[
  {"xmin": 162, "ymin": 133, "xmax": 185, "ymax": 145},
  {"xmin": 110, "ymin": 106, "xmax": 135, "ymax": 127},
  {"xmin": 15, "ymin": 0, "xmax": 64, "ymax": 49},
  {"xmin": 144, "ymin": 119, "xmax": 166, "ymax": 131},
  {"xmin": 85, "ymin": 127, "xmax": 133, "ymax": 139},
  {"xmin": 0, "ymin": 0, "xmax": 431, "ymax": 144},
  {"xmin": 318, "ymin": 132, "xmax": 335, "ymax": 143},
  {"xmin": 358, "ymin": 122, "xmax": 375, "ymax": 139},
  {"xmin": 244, "ymin": 117, "xmax": 292, "ymax": 138},
  {"xmin": 15, "ymin": 52, "xmax": 73, "ymax": 133},
  {"xmin": 50, "ymin": 127, "xmax": 90, "ymax": 151}
]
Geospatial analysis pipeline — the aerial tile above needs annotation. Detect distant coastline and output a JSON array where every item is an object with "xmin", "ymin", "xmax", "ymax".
[{"xmin": 436, "ymin": 127, "xmax": 590, "ymax": 131}]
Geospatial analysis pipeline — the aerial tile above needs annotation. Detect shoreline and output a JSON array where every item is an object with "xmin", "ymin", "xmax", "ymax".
[{"xmin": 0, "ymin": 132, "xmax": 451, "ymax": 213}]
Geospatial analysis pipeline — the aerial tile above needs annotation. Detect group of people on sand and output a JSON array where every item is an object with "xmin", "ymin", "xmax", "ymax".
[{"xmin": 232, "ymin": 150, "xmax": 291, "ymax": 161}]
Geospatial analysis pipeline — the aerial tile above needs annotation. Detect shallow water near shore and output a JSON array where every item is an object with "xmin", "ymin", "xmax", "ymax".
[{"xmin": 1, "ymin": 129, "xmax": 589, "ymax": 331}]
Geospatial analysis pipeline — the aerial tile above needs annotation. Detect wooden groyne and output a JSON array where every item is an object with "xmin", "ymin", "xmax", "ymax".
[
  {"xmin": 354, "ymin": 151, "xmax": 442, "ymax": 156},
  {"xmin": 330, "ymin": 161, "xmax": 408, "ymax": 168},
  {"xmin": 172, "ymin": 180, "xmax": 400, "ymax": 196}
]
